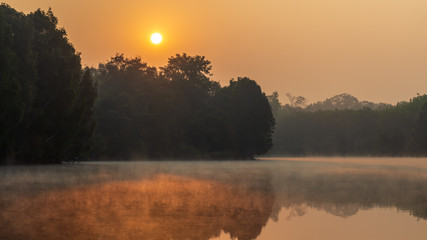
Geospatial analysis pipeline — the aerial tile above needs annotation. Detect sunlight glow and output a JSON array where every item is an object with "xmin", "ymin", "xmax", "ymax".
[{"xmin": 151, "ymin": 33, "xmax": 162, "ymax": 44}]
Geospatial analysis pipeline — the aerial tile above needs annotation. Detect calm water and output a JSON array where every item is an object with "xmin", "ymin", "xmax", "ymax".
[{"xmin": 1, "ymin": 158, "xmax": 427, "ymax": 240}]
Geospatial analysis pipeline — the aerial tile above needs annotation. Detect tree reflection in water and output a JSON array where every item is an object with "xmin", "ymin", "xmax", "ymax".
[
  {"xmin": 1, "ymin": 159, "xmax": 427, "ymax": 240},
  {"xmin": 0, "ymin": 170, "xmax": 275, "ymax": 240}
]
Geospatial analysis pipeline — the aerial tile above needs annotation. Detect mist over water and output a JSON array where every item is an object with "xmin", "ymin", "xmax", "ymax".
[{"xmin": 1, "ymin": 158, "xmax": 427, "ymax": 240}]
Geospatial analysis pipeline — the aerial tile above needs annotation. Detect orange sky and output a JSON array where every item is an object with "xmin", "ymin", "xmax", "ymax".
[{"xmin": 4, "ymin": 0, "xmax": 427, "ymax": 104}]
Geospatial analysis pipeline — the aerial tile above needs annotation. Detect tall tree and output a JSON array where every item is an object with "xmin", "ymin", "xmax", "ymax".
[
  {"xmin": 68, "ymin": 69, "xmax": 97, "ymax": 159},
  {"xmin": 0, "ymin": 4, "xmax": 36, "ymax": 162},
  {"xmin": 92, "ymin": 54, "xmax": 275, "ymax": 160},
  {"xmin": 92, "ymin": 55, "xmax": 165, "ymax": 159},
  {"xmin": 0, "ymin": 5, "xmax": 97, "ymax": 164},
  {"xmin": 160, "ymin": 53, "xmax": 220, "ymax": 157},
  {"xmin": 267, "ymin": 91, "xmax": 281, "ymax": 119},
  {"xmin": 419, "ymin": 101, "xmax": 427, "ymax": 154},
  {"xmin": 218, "ymin": 77, "xmax": 275, "ymax": 158}
]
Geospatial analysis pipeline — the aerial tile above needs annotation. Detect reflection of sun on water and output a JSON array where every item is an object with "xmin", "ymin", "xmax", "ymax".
[
  {"xmin": 2, "ymin": 160, "xmax": 427, "ymax": 240},
  {"xmin": 0, "ymin": 174, "xmax": 274, "ymax": 240}
]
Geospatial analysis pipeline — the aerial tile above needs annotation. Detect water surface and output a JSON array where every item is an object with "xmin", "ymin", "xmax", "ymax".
[{"xmin": 1, "ymin": 158, "xmax": 427, "ymax": 240}]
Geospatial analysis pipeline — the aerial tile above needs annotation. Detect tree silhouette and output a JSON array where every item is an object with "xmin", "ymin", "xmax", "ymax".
[
  {"xmin": 92, "ymin": 56, "xmax": 274, "ymax": 160},
  {"xmin": 1, "ymin": 5, "xmax": 275, "ymax": 162},
  {"xmin": 0, "ymin": 5, "xmax": 97, "ymax": 164},
  {"xmin": 270, "ymin": 93, "xmax": 427, "ymax": 156},
  {"xmin": 217, "ymin": 77, "xmax": 275, "ymax": 158}
]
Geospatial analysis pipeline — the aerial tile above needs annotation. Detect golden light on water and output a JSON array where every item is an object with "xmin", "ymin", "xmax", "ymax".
[
  {"xmin": 2, "ymin": 160, "xmax": 427, "ymax": 239},
  {"xmin": 151, "ymin": 33, "xmax": 162, "ymax": 44}
]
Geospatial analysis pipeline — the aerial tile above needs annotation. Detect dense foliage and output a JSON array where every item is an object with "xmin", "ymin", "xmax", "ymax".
[
  {"xmin": 3, "ymin": 4, "xmax": 427, "ymax": 163},
  {"xmin": 0, "ymin": 5, "xmax": 274, "ymax": 163},
  {"xmin": 0, "ymin": 4, "xmax": 97, "ymax": 164},
  {"xmin": 305, "ymin": 93, "xmax": 390, "ymax": 111},
  {"xmin": 91, "ymin": 54, "xmax": 274, "ymax": 160},
  {"xmin": 269, "ymin": 93, "xmax": 427, "ymax": 156}
]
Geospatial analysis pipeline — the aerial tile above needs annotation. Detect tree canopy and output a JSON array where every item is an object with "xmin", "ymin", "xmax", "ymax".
[
  {"xmin": 268, "ymin": 92, "xmax": 427, "ymax": 156},
  {"xmin": 0, "ymin": 5, "xmax": 275, "ymax": 163},
  {"xmin": 6, "ymin": 4, "xmax": 427, "ymax": 163},
  {"xmin": 91, "ymin": 55, "xmax": 274, "ymax": 160},
  {"xmin": 0, "ymin": 4, "xmax": 97, "ymax": 164}
]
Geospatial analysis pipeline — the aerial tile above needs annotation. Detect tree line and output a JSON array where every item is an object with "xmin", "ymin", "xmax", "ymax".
[
  {"xmin": 268, "ymin": 92, "xmax": 427, "ymax": 156},
  {"xmin": 90, "ymin": 54, "xmax": 274, "ymax": 160},
  {"xmin": 0, "ymin": 5, "xmax": 274, "ymax": 164},
  {"xmin": 2, "ymin": 4, "xmax": 427, "ymax": 164}
]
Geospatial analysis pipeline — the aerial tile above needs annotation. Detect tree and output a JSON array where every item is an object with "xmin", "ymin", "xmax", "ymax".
[
  {"xmin": 0, "ymin": 4, "xmax": 36, "ymax": 162},
  {"xmin": 68, "ymin": 69, "xmax": 97, "ymax": 159},
  {"xmin": 270, "ymin": 93, "xmax": 427, "ymax": 156},
  {"xmin": 0, "ymin": 5, "xmax": 97, "ymax": 164},
  {"xmin": 267, "ymin": 91, "xmax": 281, "ymax": 119},
  {"xmin": 160, "ymin": 53, "xmax": 219, "ymax": 97},
  {"xmin": 305, "ymin": 93, "xmax": 391, "ymax": 111},
  {"xmin": 92, "ymin": 55, "xmax": 164, "ymax": 159},
  {"xmin": 159, "ymin": 53, "xmax": 221, "ymax": 158},
  {"xmin": 218, "ymin": 77, "xmax": 275, "ymax": 158},
  {"xmin": 285, "ymin": 93, "xmax": 306, "ymax": 110},
  {"xmin": 419, "ymin": 101, "xmax": 427, "ymax": 154},
  {"xmin": 92, "ymin": 54, "xmax": 274, "ymax": 160}
]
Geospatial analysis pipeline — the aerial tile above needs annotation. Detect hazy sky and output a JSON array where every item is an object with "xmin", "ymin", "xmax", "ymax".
[{"xmin": 4, "ymin": 0, "xmax": 427, "ymax": 104}]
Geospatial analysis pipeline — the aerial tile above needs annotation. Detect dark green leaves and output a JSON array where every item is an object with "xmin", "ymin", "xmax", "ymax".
[{"xmin": 0, "ymin": 5, "xmax": 96, "ymax": 164}]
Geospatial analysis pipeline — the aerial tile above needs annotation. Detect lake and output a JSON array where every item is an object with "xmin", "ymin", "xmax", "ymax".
[{"xmin": 1, "ymin": 157, "xmax": 427, "ymax": 240}]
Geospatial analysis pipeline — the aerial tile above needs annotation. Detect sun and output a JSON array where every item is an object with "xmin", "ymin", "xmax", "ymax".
[{"xmin": 151, "ymin": 33, "xmax": 162, "ymax": 44}]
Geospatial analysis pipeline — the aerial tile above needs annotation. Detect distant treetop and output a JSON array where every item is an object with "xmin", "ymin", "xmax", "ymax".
[{"xmin": 305, "ymin": 93, "xmax": 391, "ymax": 111}]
